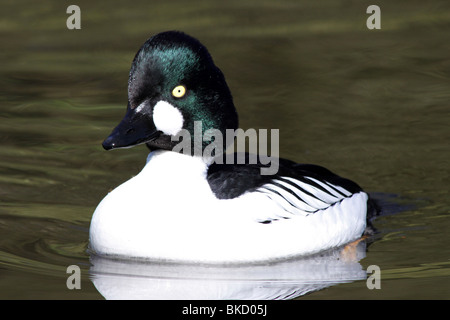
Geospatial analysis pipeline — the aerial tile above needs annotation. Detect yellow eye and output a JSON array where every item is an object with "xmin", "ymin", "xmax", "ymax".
[{"xmin": 172, "ymin": 85, "xmax": 186, "ymax": 98}]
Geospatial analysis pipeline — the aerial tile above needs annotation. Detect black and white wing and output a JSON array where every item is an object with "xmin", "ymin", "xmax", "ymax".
[{"xmin": 207, "ymin": 153, "xmax": 378, "ymax": 227}]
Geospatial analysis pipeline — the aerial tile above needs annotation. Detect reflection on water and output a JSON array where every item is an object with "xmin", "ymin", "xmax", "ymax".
[{"xmin": 90, "ymin": 241, "xmax": 367, "ymax": 300}]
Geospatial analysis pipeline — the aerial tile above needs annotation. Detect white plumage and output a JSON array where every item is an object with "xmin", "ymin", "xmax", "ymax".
[{"xmin": 90, "ymin": 150, "xmax": 367, "ymax": 263}]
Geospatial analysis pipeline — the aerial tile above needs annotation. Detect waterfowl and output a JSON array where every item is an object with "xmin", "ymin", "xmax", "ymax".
[{"xmin": 89, "ymin": 31, "xmax": 379, "ymax": 263}]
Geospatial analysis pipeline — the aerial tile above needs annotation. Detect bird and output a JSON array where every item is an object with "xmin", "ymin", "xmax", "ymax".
[{"xmin": 89, "ymin": 31, "xmax": 379, "ymax": 264}]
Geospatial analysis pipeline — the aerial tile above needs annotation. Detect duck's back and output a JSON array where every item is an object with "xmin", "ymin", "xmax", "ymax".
[{"xmin": 207, "ymin": 153, "xmax": 379, "ymax": 232}]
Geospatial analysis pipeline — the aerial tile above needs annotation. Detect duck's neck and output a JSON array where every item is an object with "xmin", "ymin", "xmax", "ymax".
[
  {"xmin": 140, "ymin": 150, "xmax": 215, "ymax": 202},
  {"xmin": 143, "ymin": 149, "xmax": 210, "ymax": 182}
]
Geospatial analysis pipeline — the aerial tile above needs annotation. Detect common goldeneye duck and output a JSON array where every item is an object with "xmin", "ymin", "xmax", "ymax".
[{"xmin": 89, "ymin": 31, "xmax": 379, "ymax": 263}]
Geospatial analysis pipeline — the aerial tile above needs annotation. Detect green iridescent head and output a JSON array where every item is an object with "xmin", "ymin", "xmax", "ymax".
[{"xmin": 103, "ymin": 31, "xmax": 238, "ymax": 156}]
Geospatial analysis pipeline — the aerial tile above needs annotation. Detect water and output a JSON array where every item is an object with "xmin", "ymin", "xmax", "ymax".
[{"xmin": 1, "ymin": 0, "xmax": 449, "ymax": 299}]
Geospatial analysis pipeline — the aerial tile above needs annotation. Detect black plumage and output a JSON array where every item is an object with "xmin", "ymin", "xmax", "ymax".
[{"xmin": 207, "ymin": 152, "xmax": 380, "ymax": 233}]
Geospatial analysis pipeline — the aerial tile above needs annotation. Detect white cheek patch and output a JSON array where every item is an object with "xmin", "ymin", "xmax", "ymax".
[{"xmin": 152, "ymin": 100, "xmax": 184, "ymax": 136}]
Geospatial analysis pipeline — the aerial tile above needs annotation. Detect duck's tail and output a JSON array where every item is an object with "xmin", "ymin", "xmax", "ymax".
[{"xmin": 364, "ymin": 196, "xmax": 382, "ymax": 236}]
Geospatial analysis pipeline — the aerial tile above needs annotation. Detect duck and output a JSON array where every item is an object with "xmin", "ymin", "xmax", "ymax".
[{"xmin": 89, "ymin": 31, "xmax": 379, "ymax": 264}]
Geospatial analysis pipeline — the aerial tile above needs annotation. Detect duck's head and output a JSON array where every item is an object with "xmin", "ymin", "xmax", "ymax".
[{"xmin": 102, "ymin": 31, "xmax": 238, "ymax": 157}]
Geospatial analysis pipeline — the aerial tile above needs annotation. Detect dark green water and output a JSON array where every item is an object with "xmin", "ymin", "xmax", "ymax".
[{"xmin": 0, "ymin": 0, "xmax": 449, "ymax": 299}]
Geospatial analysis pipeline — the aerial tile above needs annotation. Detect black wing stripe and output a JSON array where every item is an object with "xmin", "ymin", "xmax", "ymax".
[
  {"xmin": 257, "ymin": 186, "xmax": 317, "ymax": 215},
  {"xmin": 268, "ymin": 182, "xmax": 322, "ymax": 213},
  {"xmin": 286, "ymin": 176, "xmax": 341, "ymax": 199},
  {"xmin": 259, "ymin": 181, "xmax": 327, "ymax": 213},
  {"xmin": 255, "ymin": 171, "xmax": 361, "ymax": 218},
  {"xmin": 274, "ymin": 177, "xmax": 342, "ymax": 209},
  {"xmin": 270, "ymin": 180, "xmax": 312, "ymax": 204},
  {"xmin": 323, "ymin": 181, "xmax": 351, "ymax": 197},
  {"xmin": 308, "ymin": 176, "xmax": 353, "ymax": 197},
  {"xmin": 297, "ymin": 176, "xmax": 352, "ymax": 198},
  {"xmin": 275, "ymin": 177, "xmax": 335, "ymax": 205},
  {"xmin": 259, "ymin": 185, "xmax": 317, "ymax": 214}
]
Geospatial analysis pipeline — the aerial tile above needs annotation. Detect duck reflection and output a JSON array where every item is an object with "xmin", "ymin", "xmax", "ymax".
[{"xmin": 89, "ymin": 240, "xmax": 367, "ymax": 300}]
